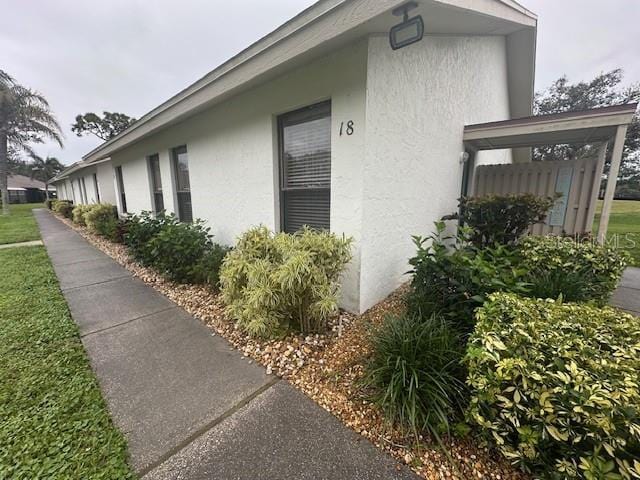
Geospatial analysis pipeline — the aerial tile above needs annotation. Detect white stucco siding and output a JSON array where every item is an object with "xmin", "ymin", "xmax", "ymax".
[
  {"xmin": 82, "ymin": 172, "xmax": 99, "ymax": 204},
  {"xmin": 64, "ymin": 168, "xmax": 107, "ymax": 205},
  {"xmin": 107, "ymin": 41, "xmax": 368, "ymax": 311},
  {"xmin": 96, "ymin": 162, "xmax": 117, "ymax": 205},
  {"xmin": 53, "ymin": 180, "xmax": 69, "ymax": 201},
  {"xmin": 359, "ymin": 35, "xmax": 512, "ymax": 311},
  {"xmin": 117, "ymin": 159, "xmax": 153, "ymax": 213}
]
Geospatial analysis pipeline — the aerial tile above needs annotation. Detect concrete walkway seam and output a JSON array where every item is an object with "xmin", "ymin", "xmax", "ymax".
[{"xmin": 80, "ymin": 306, "xmax": 180, "ymax": 339}]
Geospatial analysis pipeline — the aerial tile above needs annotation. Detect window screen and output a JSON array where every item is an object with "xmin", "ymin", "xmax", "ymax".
[
  {"xmin": 115, "ymin": 166, "xmax": 127, "ymax": 213},
  {"xmin": 148, "ymin": 154, "xmax": 164, "ymax": 213},
  {"xmin": 279, "ymin": 101, "xmax": 331, "ymax": 233},
  {"xmin": 172, "ymin": 146, "xmax": 192, "ymax": 223}
]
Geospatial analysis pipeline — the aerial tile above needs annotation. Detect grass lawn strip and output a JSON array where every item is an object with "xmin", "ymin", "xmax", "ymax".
[
  {"xmin": 55, "ymin": 213, "xmax": 528, "ymax": 480},
  {"xmin": 0, "ymin": 246, "xmax": 134, "ymax": 479},
  {"xmin": 594, "ymin": 199, "xmax": 640, "ymax": 266},
  {"xmin": 0, "ymin": 203, "xmax": 43, "ymax": 244}
]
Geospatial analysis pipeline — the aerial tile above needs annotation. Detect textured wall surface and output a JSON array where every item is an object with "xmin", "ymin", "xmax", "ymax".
[
  {"xmin": 359, "ymin": 34, "xmax": 512, "ymax": 311},
  {"xmin": 56, "ymin": 163, "xmax": 116, "ymax": 207},
  {"xmin": 96, "ymin": 162, "xmax": 117, "ymax": 205},
  {"xmin": 55, "ymin": 34, "xmax": 515, "ymax": 314},
  {"xmin": 108, "ymin": 41, "xmax": 368, "ymax": 311}
]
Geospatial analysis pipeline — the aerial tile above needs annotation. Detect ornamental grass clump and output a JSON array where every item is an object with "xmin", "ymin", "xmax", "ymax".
[
  {"xmin": 362, "ymin": 313, "xmax": 467, "ymax": 439},
  {"xmin": 72, "ymin": 204, "xmax": 93, "ymax": 226},
  {"xmin": 220, "ymin": 226, "xmax": 352, "ymax": 338},
  {"xmin": 466, "ymin": 293, "xmax": 640, "ymax": 479},
  {"xmin": 519, "ymin": 235, "xmax": 629, "ymax": 305}
]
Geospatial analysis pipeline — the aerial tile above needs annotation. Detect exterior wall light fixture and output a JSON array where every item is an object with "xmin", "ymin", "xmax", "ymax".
[{"xmin": 389, "ymin": 1, "xmax": 424, "ymax": 50}]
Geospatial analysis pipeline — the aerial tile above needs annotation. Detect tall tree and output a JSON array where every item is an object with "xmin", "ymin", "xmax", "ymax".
[
  {"xmin": 533, "ymin": 70, "xmax": 640, "ymax": 195},
  {"xmin": 0, "ymin": 70, "xmax": 63, "ymax": 214},
  {"xmin": 71, "ymin": 111, "xmax": 136, "ymax": 141},
  {"xmin": 30, "ymin": 155, "xmax": 64, "ymax": 200}
]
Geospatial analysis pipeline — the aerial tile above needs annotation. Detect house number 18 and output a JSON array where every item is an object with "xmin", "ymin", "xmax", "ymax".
[{"xmin": 339, "ymin": 120, "xmax": 354, "ymax": 136}]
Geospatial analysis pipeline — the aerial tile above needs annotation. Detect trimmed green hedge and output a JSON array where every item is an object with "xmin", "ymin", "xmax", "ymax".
[
  {"xmin": 450, "ymin": 194, "xmax": 555, "ymax": 247},
  {"xmin": 51, "ymin": 200, "xmax": 73, "ymax": 218},
  {"xmin": 84, "ymin": 204, "xmax": 118, "ymax": 238},
  {"xmin": 520, "ymin": 236, "xmax": 629, "ymax": 305},
  {"xmin": 125, "ymin": 212, "xmax": 229, "ymax": 286},
  {"xmin": 466, "ymin": 293, "xmax": 640, "ymax": 479}
]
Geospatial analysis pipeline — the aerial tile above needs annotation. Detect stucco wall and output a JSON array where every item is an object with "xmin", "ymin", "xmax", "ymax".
[
  {"xmin": 96, "ymin": 162, "xmax": 117, "ymax": 205},
  {"xmin": 55, "ymin": 162, "xmax": 116, "ymax": 207},
  {"xmin": 60, "ymin": 34, "xmax": 515, "ymax": 314},
  {"xmin": 359, "ymin": 34, "xmax": 512, "ymax": 311},
  {"xmin": 108, "ymin": 41, "xmax": 368, "ymax": 311}
]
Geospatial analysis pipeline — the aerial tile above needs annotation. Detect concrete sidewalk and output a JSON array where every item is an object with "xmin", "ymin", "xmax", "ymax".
[
  {"xmin": 35, "ymin": 210, "xmax": 417, "ymax": 480},
  {"xmin": 612, "ymin": 267, "xmax": 640, "ymax": 316}
]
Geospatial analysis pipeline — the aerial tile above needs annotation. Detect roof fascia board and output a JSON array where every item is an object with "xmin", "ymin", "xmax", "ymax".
[
  {"xmin": 464, "ymin": 109, "xmax": 637, "ymax": 141},
  {"xmin": 435, "ymin": 0, "xmax": 536, "ymax": 26},
  {"xmin": 83, "ymin": 0, "xmax": 393, "ymax": 162}
]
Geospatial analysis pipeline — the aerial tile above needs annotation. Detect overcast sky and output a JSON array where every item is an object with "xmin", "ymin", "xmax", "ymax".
[{"xmin": 1, "ymin": 0, "xmax": 638, "ymax": 165}]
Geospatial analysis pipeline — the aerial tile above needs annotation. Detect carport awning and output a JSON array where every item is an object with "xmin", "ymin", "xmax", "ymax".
[
  {"xmin": 462, "ymin": 102, "xmax": 638, "ymax": 244},
  {"xmin": 463, "ymin": 103, "xmax": 637, "ymax": 150}
]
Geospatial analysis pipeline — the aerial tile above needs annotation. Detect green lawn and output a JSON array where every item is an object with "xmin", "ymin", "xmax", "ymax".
[
  {"xmin": 594, "ymin": 199, "xmax": 640, "ymax": 266},
  {"xmin": 0, "ymin": 246, "xmax": 135, "ymax": 479},
  {"xmin": 0, "ymin": 203, "xmax": 43, "ymax": 244}
]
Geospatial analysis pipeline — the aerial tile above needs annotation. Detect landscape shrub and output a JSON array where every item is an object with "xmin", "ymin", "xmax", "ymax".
[
  {"xmin": 72, "ymin": 204, "xmax": 93, "ymax": 226},
  {"xmin": 147, "ymin": 219, "xmax": 214, "ymax": 283},
  {"xmin": 84, "ymin": 204, "xmax": 118, "ymax": 237},
  {"xmin": 124, "ymin": 211, "xmax": 174, "ymax": 265},
  {"xmin": 108, "ymin": 218, "xmax": 130, "ymax": 244},
  {"xmin": 447, "ymin": 194, "xmax": 555, "ymax": 248},
  {"xmin": 407, "ymin": 222, "xmax": 529, "ymax": 333},
  {"xmin": 519, "ymin": 235, "xmax": 629, "ymax": 305},
  {"xmin": 123, "ymin": 212, "xmax": 228, "ymax": 285},
  {"xmin": 191, "ymin": 243, "xmax": 231, "ymax": 287},
  {"xmin": 466, "ymin": 293, "xmax": 640, "ymax": 479},
  {"xmin": 220, "ymin": 226, "xmax": 352, "ymax": 337},
  {"xmin": 52, "ymin": 200, "xmax": 73, "ymax": 218},
  {"xmin": 45, "ymin": 199, "xmax": 53, "ymax": 210},
  {"xmin": 362, "ymin": 313, "xmax": 467, "ymax": 438}
]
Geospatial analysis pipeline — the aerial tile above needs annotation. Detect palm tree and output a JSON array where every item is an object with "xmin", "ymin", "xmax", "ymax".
[
  {"xmin": 0, "ymin": 70, "xmax": 63, "ymax": 214},
  {"xmin": 30, "ymin": 155, "xmax": 64, "ymax": 200}
]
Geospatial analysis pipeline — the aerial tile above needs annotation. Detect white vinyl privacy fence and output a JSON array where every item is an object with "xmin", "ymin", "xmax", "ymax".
[{"xmin": 473, "ymin": 157, "xmax": 601, "ymax": 235}]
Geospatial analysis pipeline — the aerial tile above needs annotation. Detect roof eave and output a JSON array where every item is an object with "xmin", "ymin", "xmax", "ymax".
[{"xmin": 82, "ymin": 0, "xmax": 538, "ymax": 164}]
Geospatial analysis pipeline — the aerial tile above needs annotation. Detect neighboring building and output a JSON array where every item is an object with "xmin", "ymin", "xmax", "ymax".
[
  {"xmin": 7, "ymin": 174, "xmax": 56, "ymax": 203},
  {"xmin": 52, "ymin": 0, "xmax": 539, "ymax": 313}
]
